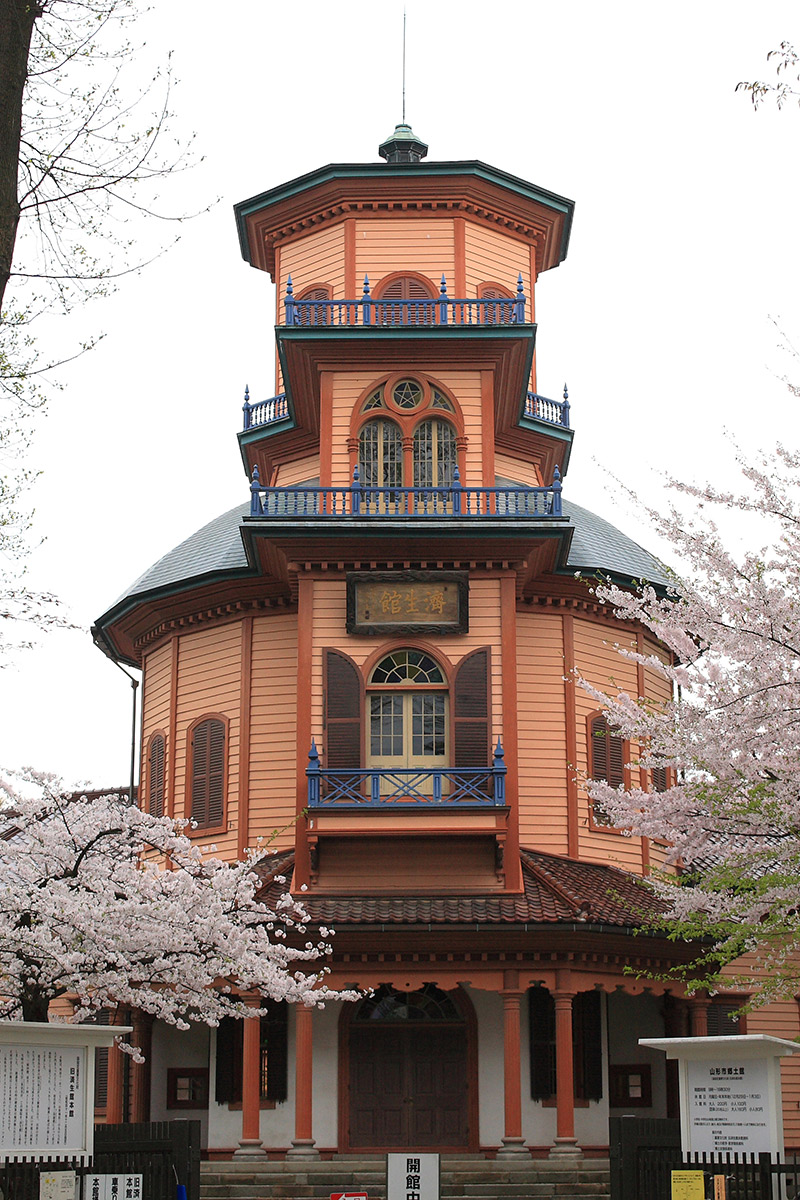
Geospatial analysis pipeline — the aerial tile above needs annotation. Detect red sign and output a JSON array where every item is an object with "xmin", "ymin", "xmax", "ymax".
[{"xmin": 330, "ymin": 1194, "xmax": 368, "ymax": 1200}]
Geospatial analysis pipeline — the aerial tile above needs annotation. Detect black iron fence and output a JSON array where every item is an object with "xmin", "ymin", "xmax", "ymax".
[
  {"xmin": 0, "ymin": 1121, "xmax": 200, "ymax": 1200},
  {"xmin": 610, "ymin": 1116, "xmax": 800, "ymax": 1199}
]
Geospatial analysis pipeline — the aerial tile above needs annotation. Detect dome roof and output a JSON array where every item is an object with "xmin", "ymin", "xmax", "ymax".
[{"xmin": 99, "ymin": 496, "xmax": 670, "ymax": 623}]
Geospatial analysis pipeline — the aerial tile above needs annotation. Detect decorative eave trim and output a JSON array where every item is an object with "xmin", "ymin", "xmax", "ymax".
[{"xmin": 133, "ymin": 594, "xmax": 296, "ymax": 654}]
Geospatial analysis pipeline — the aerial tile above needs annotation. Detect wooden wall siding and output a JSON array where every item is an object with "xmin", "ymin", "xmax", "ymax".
[
  {"xmin": 309, "ymin": 577, "xmax": 503, "ymax": 747},
  {"xmin": 463, "ymin": 221, "xmax": 532, "ymax": 302},
  {"xmin": 315, "ymin": 835, "xmax": 502, "ymax": 893},
  {"xmin": 141, "ymin": 641, "xmax": 174, "ymax": 809},
  {"xmin": 278, "ymin": 224, "xmax": 345, "ymax": 300},
  {"xmin": 247, "ymin": 612, "xmax": 298, "ymax": 850},
  {"xmin": 494, "ymin": 452, "xmax": 541, "ymax": 488},
  {"xmin": 515, "ymin": 611, "xmax": 569, "ymax": 853},
  {"xmin": 571, "ymin": 617, "xmax": 646, "ymax": 873},
  {"xmin": 174, "ymin": 623, "xmax": 241, "ymax": 858},
  {"xmin": 354, "ymin": 218, "xmax": 454, "ymax": 286},
  {"xmin": 275, "ymin": 454, "xmax": 321, "ymax": 487},
  {"xmin": 329, "ymin": 369, "xmax": 484, "ymax": 489}
]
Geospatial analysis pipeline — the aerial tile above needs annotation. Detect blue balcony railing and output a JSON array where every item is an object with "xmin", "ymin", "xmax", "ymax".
[
  {"xmin": 525, "ymin": 385, "xmax": 571, "ymax": 429},
  {"xmin": 283, "ymin": 273, "xmax": 527, "ymax": 328},
  {"xmin": 249, "ymin": 465, "xmax": 562, "ymax": 518},
  {"xmin": 242, "ymin": 386, "xmax": 288, "ymax": 431},
  {"xmin": 306, "ymin": 739, "xmax": 507, "ymax": 808}
]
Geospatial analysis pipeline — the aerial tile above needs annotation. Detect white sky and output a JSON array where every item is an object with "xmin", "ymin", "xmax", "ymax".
[{"xmin": 3, "ymin": 0, "xmax": 800, "ymax": 786}]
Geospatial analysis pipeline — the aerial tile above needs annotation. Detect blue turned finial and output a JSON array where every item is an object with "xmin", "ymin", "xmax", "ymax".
[
  {"xmin": 249, "ymin": 464, "xmax": 262, "ymax": 515},
  {"xmin": 517, "ymin": 272, "xmax": 525, "ymax": 296},
  {"xmin": 252, "ymin": 464, "xmax": 261, "ymax": 485},
  {"xmin": 244, "ymin": 384, "xmax": 250, "ymax": 403},
  {"xmin": 362, "ymin": 274, "xmax": 371, "ymax": 296},
  {"xmin": 242, "ymin": 384, "xmax": 251, "ymax": 429},
  {"xmin": 284, "ymin": 275, "xmax": 295, "ymax": 325},
  {"xmin": 514, "ymin": 273, "xmax": 526, "ymax": 323},
  {"xmin": 493, "ymin": 737, "xmax": 505, "ymax": 766},
  {"xmin": 563, "ymin": 382, "xmax": 569, "ymax": 401},
  {"xmin": 285, "ymin": 275, "xmax": 294, "ymax": 297},
  {"xmin": 308, "ymin": 739, "xmax": 320, "ymax": 769},
  {"xmin": 440, "ymin": 273, "xmax": 448, "ymax": 296}
]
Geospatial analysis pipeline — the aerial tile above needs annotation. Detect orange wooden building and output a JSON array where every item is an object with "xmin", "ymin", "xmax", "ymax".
[{"xmin": 93, "ymin": 125, "xmax": 800, "ymax": 1158}]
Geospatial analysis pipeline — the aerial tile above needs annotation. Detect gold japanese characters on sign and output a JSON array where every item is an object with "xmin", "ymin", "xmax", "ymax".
[{"xmin": 346, "ymin": 572, "xmax": 469, "ymax": 635}]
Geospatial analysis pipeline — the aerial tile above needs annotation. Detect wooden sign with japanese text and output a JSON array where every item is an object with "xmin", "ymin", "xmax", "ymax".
[{"xmin": 347, "ymin": 572, "xmax": 468, "ymax": 635}]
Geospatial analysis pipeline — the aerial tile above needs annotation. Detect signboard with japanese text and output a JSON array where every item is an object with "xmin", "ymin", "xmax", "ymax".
[
  {"xmin": 670, "ymin": 1171, "xmax": 706, "ymax": 1200},
  {"xmin": 387, "ymin": 1153, "xmax": 439, "ymax": 1200},
  {"xmin": 686, "ymin": 1058, "xmax": 770, "ymax": 1155},
  {"xmin": 346, "ymin": 572, "xmax": 468, "ymax": 635},
  {"xmin": 39, "ymin": 1171, "xmax": 77, "ymax": 1200},
  {"xmin": 86, "ymin": 1175, "xmax": 143, "ymax": 1200},
  {"xmin": 0, "ymin": 1045, "xmax": 86, "ymax": 1159},
  {"xmin": 0, "ymin": 1020, "xmax": 130, "ymax": 1164}
]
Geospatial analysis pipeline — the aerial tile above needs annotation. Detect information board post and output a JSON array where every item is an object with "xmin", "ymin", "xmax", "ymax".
[
  {"xmin": 0, "ymin": 1021, "xmax": 131, "ymax": 1165},
  {"xmin": 640, "ymin": 1034, "xmax": 800, "ymax": 1159}
]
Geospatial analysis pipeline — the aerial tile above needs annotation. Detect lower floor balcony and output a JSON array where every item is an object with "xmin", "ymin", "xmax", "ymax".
[{"xmin": 306, "ymin": 741, "xmax": 506, "ymax": 808}]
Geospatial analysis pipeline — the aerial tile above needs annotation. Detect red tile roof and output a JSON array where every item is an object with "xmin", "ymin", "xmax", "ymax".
[{"xmin": 255, "ymin": 847, "xmax": 661, "ymax": 929}]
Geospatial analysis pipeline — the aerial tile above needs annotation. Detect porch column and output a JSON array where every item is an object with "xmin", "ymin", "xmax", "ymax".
[
  {"xmin": 287, "ymin": 1003, "xmax": 319, "ymax": 1158},
  {"xmin": 689, "ymin": 995, "xmax": 710, "ymax": 1037},
  {"xmin": 550, "ymin": 970, "xmax": 582, "ymax": 1159},
  {"xmin": 129, "ymin": 1011, "xmax": 153, "ymax": 1123},
  {"xmin": 496, "ymin": 972, "xmax": 527, "ymax": 1156},
  {"xmin": 235, "ymin": 997, "xmax": 266, "ymax": 1156},
  {"xmin": 105, "ymin": 1009, "xmax": 126, "ymax": 1125}
]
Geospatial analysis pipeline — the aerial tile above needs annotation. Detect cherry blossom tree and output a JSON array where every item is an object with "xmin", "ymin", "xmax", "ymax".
[
  {"xmin": 583, "ymin": 443, "xmax": 800, "ymax": 1004},
  {"xmin": 0, "ymin": 770, "xmax": 347, "ymax": 1050}
]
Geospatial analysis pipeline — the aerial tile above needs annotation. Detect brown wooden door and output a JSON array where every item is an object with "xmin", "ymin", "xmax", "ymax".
[{"xmin": 348, "ymin": 1024, "xmax": 468, "ymax": 1148}]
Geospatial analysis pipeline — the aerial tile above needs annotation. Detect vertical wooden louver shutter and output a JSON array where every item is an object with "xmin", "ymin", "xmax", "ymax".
[
  {"xmin": 589, "ymin": 715, "xmax": 624, "ymax": 787},
  {"xmin": 214, "ymin": 1005, "xmax": 288, "ymax": 1104},
  {"xmin": 454, "ymin": 649, "xmax": 489, "ymax": 769},
  {"xmin": 214, "ymin": 1017, "xmax": 242, "ymax": 1104},
  {"xmin": 191, "ymin": 718, "xmax": 225, "ymax": 827},
  {"xmin": 574, "ymin": 991, "xmax": 603, "ymax": 1101},
  {"xmin": 529, "ymin": 988, "xmax": 557, "ymax": 1099},
  {"xmin": 263, "ymin": 1000, "xmax": 289, "ymax": 1101},
  {"xmin": 325, "ymin": 651, "xmax": 361, "ymax": 769},
  {"xmin": 148, "ymin": 733, "xmax": 165, "ymax": 818}
]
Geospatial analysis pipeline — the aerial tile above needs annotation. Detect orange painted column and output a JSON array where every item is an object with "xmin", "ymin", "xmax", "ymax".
[
  {"xmin": 497, "ymin": 971, "xmax": 527, "ymax": 1156},
  {"xmin": 689, "ymin": 996, "xmax": 710, "ymax": 1037},
  {"xmin": 235, "ymin": 999, "xmax": 266, "ymax": 1156},
  {"xmin": 129, "ymin": 1011, "xmax": 153, "ymax": 1123},
  {"xmin": 105, "ymin": 1009, "xmax": 127, "ymax": 1124},
  {"xmin": 550, "ymin": 971, "xmax": 582, "ymax": 1158},
  {"xmin": 287, "ymin": 1004, "xmax": 318, "ymax": 1157}
]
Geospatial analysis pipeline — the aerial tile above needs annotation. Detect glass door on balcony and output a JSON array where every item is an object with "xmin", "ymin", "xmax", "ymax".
[
  {"xmin": 359, "ymin": 418, "xmax": 402, "ymax": 513},
  {"xmin": 367, "ymin": 651, "xmax": 448, "ymax": 798}
]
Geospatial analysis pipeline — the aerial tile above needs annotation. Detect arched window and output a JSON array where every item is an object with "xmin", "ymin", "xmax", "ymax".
[
  {"xmin": 147, "ymin": 732, "xmax": 165, "ymax": 818},
  {"xmin": 374, "ymin": 275, "xmax": 436, "ymax": 326},
  {"xmin": 296, "ymin": 284, "xmax": 331, "ymax": 327},
  {"xmin": 356, "ymin": 377, "xmax": 459, "ymax": 506},
  {"xmin": 190, "ymin": 717, "xmax": 226, "ymax": 829},
  {"xmin": 354, "ymin": 984, "xmax": 462, "ymax": 1022},
  {"xmin": 367, "ymin": 650, "xmax": 448, "ymax": 785},
  {"xmin": 358, "ymin": 418, "xmax": 402, "ymax": 488},
  {"xmin": 323, "ymin": 647, "xmax": 490, "ymax": 777},
  {"xmin": 413, "ymin": 418, "xmax": 457, "ymax": 488}
]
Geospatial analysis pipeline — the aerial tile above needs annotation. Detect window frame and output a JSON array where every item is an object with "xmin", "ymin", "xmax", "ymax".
[
  {"xmin": 167, "ymin": 1067, "xmax": 210, "ymax": 1110},
  {"xmin": 586, "ymin": 711, "xmax": 629, "ymax": 833},
  {"xmin": 146, "ymin": 730, "xmax": 166, "ymax": 818}
]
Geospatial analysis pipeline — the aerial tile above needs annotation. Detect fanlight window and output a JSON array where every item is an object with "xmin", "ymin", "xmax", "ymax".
[
  {"xmin": 357, "ymin": 377, "xmax": 458, "ymax": 497},
  {"xmin": 354, "ymin": 984, "xmax": 461, "ymax": 1022},
  {"xmin": 393, "ymin": 379, "xmax": 423, "ymax": 409},
  {"xmin": 370, "ymin": 650, "xmax": 445, "ymax": 685}
]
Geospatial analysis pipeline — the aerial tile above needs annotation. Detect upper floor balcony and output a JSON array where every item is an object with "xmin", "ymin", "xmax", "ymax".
[
  {"xmin": 282, "ymin": 273, "xmax": 527, "ymax": 328},
  {"xmin": 242, "ymin": 387, "xmax": 571, "ymax": 433}
]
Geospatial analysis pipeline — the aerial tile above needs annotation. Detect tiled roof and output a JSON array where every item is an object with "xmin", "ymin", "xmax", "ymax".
[
  {"xmin": 100, "ymin": 494, "xmax": 669, "ymax": 617},
  {"xmin": 255, "ymin": 847, "xmax": 661, "ymax": 930}
]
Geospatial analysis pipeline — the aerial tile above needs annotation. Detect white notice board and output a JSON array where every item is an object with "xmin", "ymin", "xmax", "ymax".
[
  {"xmin": 686, "ymin": 1058, "xmax": 770, "ymax": 1155},
  {"xmin": 0, "ymin": 1045, "xmax": 86, "ymax": 1160}
]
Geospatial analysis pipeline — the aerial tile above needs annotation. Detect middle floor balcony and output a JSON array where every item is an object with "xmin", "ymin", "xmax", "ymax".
[{"xmin": 248, "ymin": 466, "xmax": 563, "ymax": 519}]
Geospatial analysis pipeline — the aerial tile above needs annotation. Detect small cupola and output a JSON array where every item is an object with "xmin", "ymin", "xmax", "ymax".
[{"xmin": 378, "ymin": 122, "xmax": 429, "ymax": 164}]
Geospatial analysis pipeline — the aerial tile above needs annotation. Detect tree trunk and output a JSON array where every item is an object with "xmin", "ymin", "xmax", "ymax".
[
  {"xmin": 21, "ymin": 988, "xmax": 51, "ymax": 1023},
  {"xmin": 0, "ymin": 1, "xmax": 40, "ymax": 314}
]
